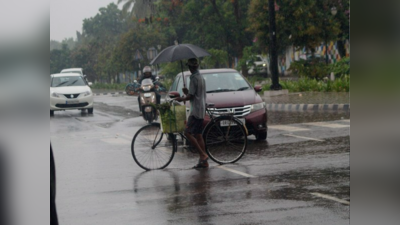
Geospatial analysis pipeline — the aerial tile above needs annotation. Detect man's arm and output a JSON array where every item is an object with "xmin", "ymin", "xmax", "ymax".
[
  {"xmin": 175, "ymin": 87, "xmax": 190, "ymax": 102},
  {"xmin": 175, "ymin": 94, "xmax": 191, "ymax": 102}
]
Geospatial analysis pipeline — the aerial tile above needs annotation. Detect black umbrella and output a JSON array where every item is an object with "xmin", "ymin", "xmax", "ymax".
[{"xmin": 150, "ymin": 44, "xmax": 211, "ymax": 87}]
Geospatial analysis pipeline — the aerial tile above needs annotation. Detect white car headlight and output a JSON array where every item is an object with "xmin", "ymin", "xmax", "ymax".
[
  {"xmin": 251, "ymin": 102, "xmax": 265, "ymax": 112},
  {"xmin": 51, "ymin": 92, "xmax": 62, "ymax": 98},
  {"xmin": 83, "ymin": 91, "xmax": 92, "ymax": 96}
]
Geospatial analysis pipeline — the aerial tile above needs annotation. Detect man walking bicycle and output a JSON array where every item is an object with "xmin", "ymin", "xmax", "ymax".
[{"xmin": 175, "ymin": 58, "xmax": 209, "ymax": 168}]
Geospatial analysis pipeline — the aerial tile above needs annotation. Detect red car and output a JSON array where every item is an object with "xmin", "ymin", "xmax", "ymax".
[{"xmin": 166, "ymin": 68, "xmax": 267, "ymax": 140}]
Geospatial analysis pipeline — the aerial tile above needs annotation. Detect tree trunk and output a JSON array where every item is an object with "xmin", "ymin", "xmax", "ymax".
[{"xmin": 337, "ymin": 39, "xmax": 346, "ymax": 58}]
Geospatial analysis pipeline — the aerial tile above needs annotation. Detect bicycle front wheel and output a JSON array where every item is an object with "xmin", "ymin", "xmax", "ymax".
[
  {"xmin": 131, "ymin": 123, "xmax": 176, "ymax": 170},
  {"xmin": 204, "ymin": 116, "xmax": 247, "ymax": 164}
]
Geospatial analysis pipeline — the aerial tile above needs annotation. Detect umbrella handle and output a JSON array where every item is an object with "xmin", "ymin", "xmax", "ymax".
[
  {"xmin": 180, "ymin": 60, "xmax": 186, "ymax": 104},
  {"xmin": 180, "ymin": 61, "xmax": 186, "ymax": 88}
]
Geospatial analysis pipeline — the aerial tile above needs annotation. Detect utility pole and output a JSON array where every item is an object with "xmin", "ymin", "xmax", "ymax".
[{"xmin": 268, "ymin": 0, "xmax": 282, "ymax": 90}]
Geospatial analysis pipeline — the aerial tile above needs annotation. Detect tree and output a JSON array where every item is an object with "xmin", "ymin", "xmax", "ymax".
[
  {"xmin": 76, "ymin": 3, "xmax": 127, "ymax": 82},
  {"xmin": 118, "ymin": 0, "xmax": 158, "ymax": 19},
  {"xmin": 248, "ymin": 0, "xmax": 341, "ymax": 56},
  {"xmin": 158, "ymin": 0, "xmax": 254, "ymax": 75},
  {"xmin": 50, "ymin": 44, "xmax": 71, "ymax": 74}
]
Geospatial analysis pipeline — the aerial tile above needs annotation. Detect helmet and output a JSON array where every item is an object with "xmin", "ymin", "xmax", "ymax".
[{"xmin": 143, "ymin": 66, "xmax": 152, "ymax": 77}]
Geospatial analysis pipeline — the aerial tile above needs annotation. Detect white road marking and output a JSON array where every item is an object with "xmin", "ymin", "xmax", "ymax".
[
  {"xmin": 268, "ymin": 125, "xmax": 309, "ymax": 132},
  {"xmin": 307, "ymin": 122, "xmax": 350, "ymax": 128},
  {"xmin": 283, "ymin": 134, "xmax": 324, "ymax": 142},
  {"xmin": 311, "ymin": 192, "xmax": 350, "ymax": 205},
  {"xmin": 217, "ymin": 165, "xmax": 257, "ymax": 178}
]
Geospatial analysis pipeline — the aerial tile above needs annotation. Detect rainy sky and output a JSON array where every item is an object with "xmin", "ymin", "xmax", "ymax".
[{"xmin": 51, "ymin": 0, "xmax": 121, "ymax": 42}]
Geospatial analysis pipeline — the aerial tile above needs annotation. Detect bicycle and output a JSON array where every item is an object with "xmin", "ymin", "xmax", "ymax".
[{"xmin": 131, "ymin": 101, "xmax": 248, "ymax": 171}]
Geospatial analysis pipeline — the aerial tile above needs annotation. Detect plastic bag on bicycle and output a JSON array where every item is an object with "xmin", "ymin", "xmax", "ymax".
[{"xmin": 160, "ymin": 105, "xmax": 186, "ymax": 133}]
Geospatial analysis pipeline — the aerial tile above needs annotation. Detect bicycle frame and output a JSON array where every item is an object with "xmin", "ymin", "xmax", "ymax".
[{"xmin": 169, "ymin": 100, "xmax": 246, "ymax": 151}]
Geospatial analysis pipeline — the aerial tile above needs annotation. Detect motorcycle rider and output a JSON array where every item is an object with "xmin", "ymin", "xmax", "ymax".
[{"xmin": 137, "ymin": 66, "xmax": 162, "ymax": 112}]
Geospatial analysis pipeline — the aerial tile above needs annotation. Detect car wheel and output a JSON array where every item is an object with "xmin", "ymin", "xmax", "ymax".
[
  {"xmin": 88, "ymin": 108, "xmax": 93, "ymax": 114},
  {"xmin": 255, "ymin": 131, "xmax": 267, "ymax": 141},
  {"xmin": 50, "ymin": 110, "xmax": 54, "ymax": 116}
]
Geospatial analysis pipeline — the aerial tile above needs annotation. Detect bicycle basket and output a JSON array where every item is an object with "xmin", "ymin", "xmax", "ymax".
[{"xmin": 160, "ymin": 104, "xmax": 186, "ymax": 133}]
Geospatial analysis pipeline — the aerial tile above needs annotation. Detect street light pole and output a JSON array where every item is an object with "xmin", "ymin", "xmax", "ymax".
[{"xmin": 268, "ymin": 0, "xmax": 282, "ymax": 90}]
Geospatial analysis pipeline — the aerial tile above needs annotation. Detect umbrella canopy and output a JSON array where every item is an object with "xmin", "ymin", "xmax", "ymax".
[{"xmin": 150, "ymin": 44, "xmax": 211, "ymax": 65}]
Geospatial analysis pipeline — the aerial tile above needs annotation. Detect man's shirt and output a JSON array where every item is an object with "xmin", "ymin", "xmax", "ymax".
[{"xmin": 188, "ymin": 70, "xmax": 206, "ymax": 119}]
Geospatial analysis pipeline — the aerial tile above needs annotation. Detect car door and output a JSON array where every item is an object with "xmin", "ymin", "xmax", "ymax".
[{"xmin": 165, "ymin": 75, "xmax": 180, "ymax": 101}]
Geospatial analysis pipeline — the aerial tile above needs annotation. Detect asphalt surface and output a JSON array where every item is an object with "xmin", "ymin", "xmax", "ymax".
[{"xmin": 50, "ymin": 92, "xmax": 350, "ymax": 225}]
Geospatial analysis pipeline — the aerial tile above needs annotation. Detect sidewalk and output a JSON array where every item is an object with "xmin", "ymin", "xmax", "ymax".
[{"xmin": 262, "ymin": 91, "xmax": 350, "ymax": 112}]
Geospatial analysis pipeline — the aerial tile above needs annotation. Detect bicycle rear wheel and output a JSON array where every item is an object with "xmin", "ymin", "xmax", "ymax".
[
  {"xmin": 131, "ymin": 123, "xmax": 176, "ymax": 170},
  {"xmin": 204, "ymin": 116, "xmax": 247, "ymax": 164}
]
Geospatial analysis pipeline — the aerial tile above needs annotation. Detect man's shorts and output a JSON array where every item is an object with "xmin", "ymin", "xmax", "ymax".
[{"xmin": 185, "ymin": 116, "xmax": 204, "ymax": 135}]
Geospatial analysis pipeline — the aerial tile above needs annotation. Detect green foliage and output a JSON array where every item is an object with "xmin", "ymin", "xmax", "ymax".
[
  {"xmin": 202, "ymin": 49, "xmax": 228, "ymax": 68},
  {"xmin": 246, "ymin": 75, "xmax": 265, "ymax": 87},
  {"xmin": 236, "ymin": 46, "xmax": 257, "ymax": 73},
  {"xmin": 288, "ymin": 59, "xmax": 329, "ymax": 80},
  {"xmin": 50, "ymin": 44, "xmax": 71, "ymax": 74},
  {"xmin": 50, "ymin": 0, "xmax": 349, "ymax": 88},
  {"xmin": 248, "ymin": 0, "xmax": 342, "ymax": 54},
  {"xmin": 159, "ymin": 61, "xmax": 184, "ymax": 80},
  {"xmin": 261, "ymin": 76, "xmax": 350, "ymax": 92},
  {"xmin": 162, "ymin": 79, "xmax": 173, "ymax": 92},
  {"xmin": 329, "ymin": 57, "xmax": 350, "ymax": 78}
]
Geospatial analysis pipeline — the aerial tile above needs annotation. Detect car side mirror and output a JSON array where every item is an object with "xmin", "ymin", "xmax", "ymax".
[
  {"xmin": 169, "ymin": 91, "xmax": 180, "ymax": 99},
  {"xmin": 88, "ymin": 82, "xmax": 93, "ymax": 86},
  {"xmin": 254, "ymin": 85, "xmax": 262, "ymax": 92}
]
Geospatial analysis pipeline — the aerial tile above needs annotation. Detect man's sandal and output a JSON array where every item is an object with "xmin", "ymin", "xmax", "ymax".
[{"xmin": 193, "ymin": 158, "xmax": 209, "ymax": 169}]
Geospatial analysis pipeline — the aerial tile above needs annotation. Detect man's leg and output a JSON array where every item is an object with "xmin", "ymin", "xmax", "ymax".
[{"xmin": 185, "ymin": 131, "xmax": 208, "ymax": 160}]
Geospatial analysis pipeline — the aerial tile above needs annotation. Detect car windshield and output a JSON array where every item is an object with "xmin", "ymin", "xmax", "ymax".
[
  {"xmin": 61, "ymin": 70, "xmax": 82, "ymax": 75},
  {"xmin": 199, "ymin": 72, "xmax": 251, "ymax": 93},
  {"xmin": 256, "ymin": 56, "xmax": 264, "ymax": 61},
  {"xmin": 51, "ymin": 76, "xmax": 86, "ymax": 87}
]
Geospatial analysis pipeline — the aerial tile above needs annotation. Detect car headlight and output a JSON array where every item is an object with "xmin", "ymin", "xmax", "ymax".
[
  {"xmin": 51, "ymin": 92, "xmax": 62, "ymax": 98},
  {"xmin": 251, "ymin": 102, "xmax": 265, "ymax": 112},
  {"xmin": 263, "ymin": 63, "xmax": 266, "ymax": 67},
  {"xmin": 83, "ymin": 91, "xmax": 92, "ymax": 96}
]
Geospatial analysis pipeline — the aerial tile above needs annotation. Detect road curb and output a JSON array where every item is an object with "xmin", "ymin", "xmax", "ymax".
[
  {"xmin": 94, "ymin": 92, "xmax": 167, "ymax": 96},
  {"xmin": 266, "ymin": 103, "xmax": 350, "ymax": 112},
  {"xmin": 94, "ymin": 92, "xmax": 125, "ymax": 96},
  {"xmin": 94, "ymin": 92, "xmax": 349, "ymax": 112}
]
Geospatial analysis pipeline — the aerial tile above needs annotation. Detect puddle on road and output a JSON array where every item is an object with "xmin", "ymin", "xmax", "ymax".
[
  {"xmin": 94, "ymin": 102, "xmax": 140, "ymax": 118},
  {"xmin": 246, "ymin": 136, "xmax": 350, "ymax": 158}
]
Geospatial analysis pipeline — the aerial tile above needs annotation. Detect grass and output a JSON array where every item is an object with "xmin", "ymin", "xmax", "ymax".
[
  {"xmin": 261, "ymin": 75, "xmax": 350, "ymax": 93},
  {"xmin": 91, "ymin": 75, "xmax": 350, "ymax": 93}
]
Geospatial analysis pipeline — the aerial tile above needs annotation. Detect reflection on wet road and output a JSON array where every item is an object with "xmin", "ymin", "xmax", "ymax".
[{"xmin": 50, "ymin": 95, "xmax": 349, "ymax": 224}]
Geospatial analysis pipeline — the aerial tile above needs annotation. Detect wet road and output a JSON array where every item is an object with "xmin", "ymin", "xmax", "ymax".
[{"xmin": 50, "ymin": 94, "xmax": 350, "ymax": 225}]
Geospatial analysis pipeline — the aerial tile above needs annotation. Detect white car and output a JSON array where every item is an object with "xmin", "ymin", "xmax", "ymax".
[
  {"xmin": 248, "ymin": 55, "xmax": 269, "ymax": 76},
  {"xmin": 50, "ymin": 73, "xmax": 94, "ymax": 116},
  {"xmin": 60, "ymin": 68, "xmax": 84, "ymax": 75},
  {"xmin": 60, "ymin": 67, "xmax": 90, "ymax": 82}
]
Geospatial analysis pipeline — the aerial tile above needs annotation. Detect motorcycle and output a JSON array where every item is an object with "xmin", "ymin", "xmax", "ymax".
[
  {"xmin": 125, "ymin": 80, "xmax": 139, "ymax": 96},
  {"xmin": 138, "ymin": 78, "xmax": 159, "ymax": 123}
]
